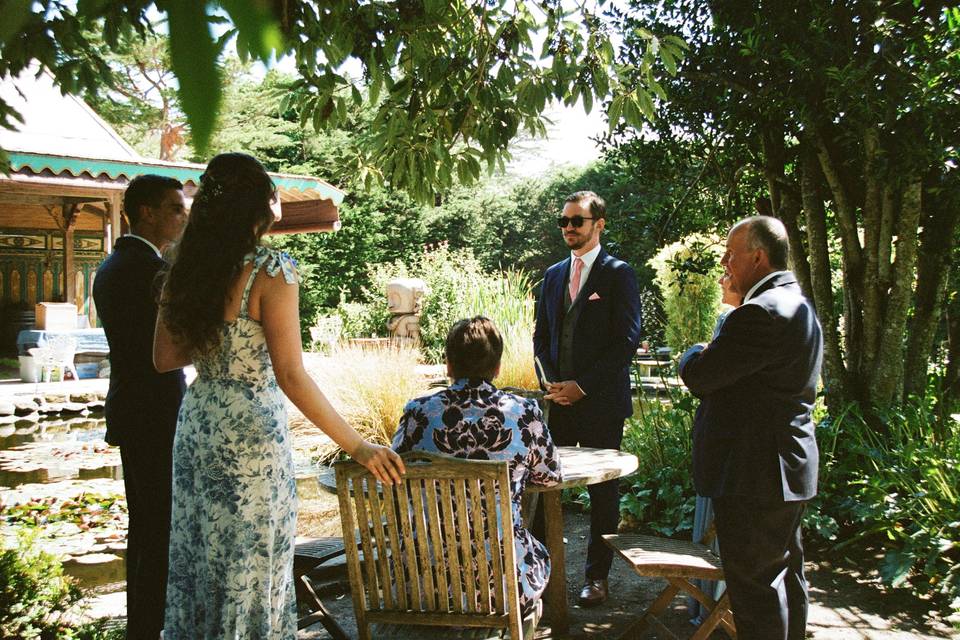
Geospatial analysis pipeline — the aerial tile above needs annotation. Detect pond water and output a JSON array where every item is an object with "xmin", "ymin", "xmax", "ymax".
[
  {"xmin": 0, "ymin": 411, "xmax": 321, "ymax": 588},
  {"xmin": 0, "ymin": 413, "xmax": 119, "ymax": 489}
]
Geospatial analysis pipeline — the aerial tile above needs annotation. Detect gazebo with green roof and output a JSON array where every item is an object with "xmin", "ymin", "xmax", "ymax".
[{"xmin": 0, "ymin": 68, "xmax": 344, "ymax": 348}]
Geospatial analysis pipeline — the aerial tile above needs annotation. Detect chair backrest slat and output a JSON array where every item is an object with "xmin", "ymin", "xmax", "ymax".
[
  {"xmin": 335, "ymin": 471, "xmax": 368, "ymax": 638},
  {"xmin": 365, "ymin": 480, "xmax": 395, "ymax": 610},
  {"xmin": 380, "ymin": 484, "xmax": 408, "ymax": 610},
  {"xmin": 498, "ymin": 467, "xmax": 523, "ymax": 635},
  {"xmin": 423, "ymin": 477, "xmax": 449, "ymax": 603},
  {"xmin": 335, "ymin": 452, "xmax": 524, "ymax": 639},
  {"xmin": 454, "ymin": 479, "xmax": 478, "ymax": 611},
  {"xmin": 393, "ymin": 479, "xmax": 421, "ymax": 608},
  {"xmin": 407, "ymin": 478, "xmax": 436, "ymax": 609},
  {"xmin": 438, "ymin": 477, "xmax": 465, "ymax": 613},
  {"xmin": 483, "ymin": 478, "xmax": 506, "ymax": 613},
  {"xmin": 470, "ymin": 477, "xmax": 492, "ymax": 611},
  {"xmin": 352, "ymin": 478, "xmax": 380, "ymax": 610}
]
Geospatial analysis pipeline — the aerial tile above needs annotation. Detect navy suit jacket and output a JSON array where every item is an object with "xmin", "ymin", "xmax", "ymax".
[
  {"xmin": 533, "ymin": 248, "xmax": 641, "ymax": 422},
  {"xmin": 679, "ymin": 272, "xmax": 822, "ymax": 503},
  {"xmin": 93, "ymin": 236, "xmax": 185, "ymax": 447}
]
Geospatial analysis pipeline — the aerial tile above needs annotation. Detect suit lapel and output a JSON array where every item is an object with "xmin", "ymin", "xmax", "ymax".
[
  {"xmin": 553, "ymin": 257, "xmax": 571, "ymax": 317},
  {"xmin": 752, "ymin": 271, "xmax": 797, "ymax": 299}
]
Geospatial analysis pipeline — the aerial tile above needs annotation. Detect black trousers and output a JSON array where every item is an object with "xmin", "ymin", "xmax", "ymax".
[
  {"xmin": 533, "ymin": 401, "xmax": 624, "ymax": 580},
  {"xmin": 713, "ymin": 497, "xmax": 808, "ymax": 640},
  {"xmin": 119, "ymin": 431, "xmax": 175, "ymax": 640}
]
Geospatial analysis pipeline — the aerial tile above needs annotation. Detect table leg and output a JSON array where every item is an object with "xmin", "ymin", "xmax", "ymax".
[{"xmin": 542, "ymin": 490, "xmax": 569, "ymax": 635}]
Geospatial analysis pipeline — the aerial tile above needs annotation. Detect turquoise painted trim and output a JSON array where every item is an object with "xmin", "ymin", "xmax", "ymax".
[{"xmin": 8, "ymin": 151, "xmax": 344, "ymax": 205}]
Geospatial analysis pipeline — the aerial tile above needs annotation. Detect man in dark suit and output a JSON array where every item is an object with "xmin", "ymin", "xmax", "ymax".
[
  {"xmin": 93, "ymin": 175, "xmax": 187, "ymax": 640},
  {"xmin": 679, "ymin": 216, "xmax": 823, "ymax": 640},
  {"xmin": 533, "ymin": 191, "xmax": 641, "ymax": 606}
]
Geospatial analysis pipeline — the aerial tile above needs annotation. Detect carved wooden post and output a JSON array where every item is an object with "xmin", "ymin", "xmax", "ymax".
[{"xmin": 62, "ymin": 202, "xmax": 78, "ymax": 304}]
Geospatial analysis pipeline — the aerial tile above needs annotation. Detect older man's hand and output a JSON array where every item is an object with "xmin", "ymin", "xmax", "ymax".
[{"xmin": 544, "ymin": 380, "xmax": 586, "ymax": 405}]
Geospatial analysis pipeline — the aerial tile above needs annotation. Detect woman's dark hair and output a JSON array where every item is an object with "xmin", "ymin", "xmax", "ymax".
[
  {"xmin": 161, "ymin": 152, "xmax": 276, "ymax": 353},
  {"xmin": 445, "ymin": 316, "xmax": 503, "ymax": 380}
]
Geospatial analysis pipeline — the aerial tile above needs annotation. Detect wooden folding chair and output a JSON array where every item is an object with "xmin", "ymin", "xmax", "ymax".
[
  {"xmin": 603, "ymin": 523, "xmax": 736, "ymax": 639},
  {"xmin": 293, "ymin": 536, "xmax": 350, "ymax": 639},
  {"xmin": 335, "ymin": 451, "xmax": 540, "ymax": 640}
]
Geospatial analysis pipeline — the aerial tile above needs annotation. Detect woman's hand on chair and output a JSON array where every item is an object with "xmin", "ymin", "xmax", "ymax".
[{"xmin": 353, "ymin": 442, "xmax": 406, "ymax": 485}]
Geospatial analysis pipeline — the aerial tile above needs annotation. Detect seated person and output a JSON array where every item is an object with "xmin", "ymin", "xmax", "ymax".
[{"xmin": 392, "ymin": 316, "xmax": 563, "ymax": 617}]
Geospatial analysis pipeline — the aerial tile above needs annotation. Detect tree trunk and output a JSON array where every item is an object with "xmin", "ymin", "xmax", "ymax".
[
  {"xmin": 809, "ymin": 122, "xmax": 866, "ymax": 387},
  {"xmin": 777, "ymin": 188, "xmax": 812, "ymax": 301},
  {"xmin": 904, "ymin": 191, "xmax": 960, "ymax": 398},
  {"xmin": 860, "ymin": 127, "xmax": 884, "ymax": 377},
  {"xmin": 800, "ymin": 145, "xmax": 848, "ymax": 410},
  {"xmin": 872, "ymin": 177, "xmax": 923, "ymax": 405}
]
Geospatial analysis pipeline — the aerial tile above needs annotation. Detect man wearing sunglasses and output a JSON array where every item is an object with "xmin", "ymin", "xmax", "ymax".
[{"xmin": 532, "ymin": 190, "xmax": 641, "ymax": 606}]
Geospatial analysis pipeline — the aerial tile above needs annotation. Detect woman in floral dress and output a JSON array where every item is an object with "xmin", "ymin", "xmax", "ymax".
[
  {"xmin": 154, "ymin": 152, "xmax": 404, "ymax": 639},
  {"xmin": 392, "ymin": 316, "xmax": 563, "ymax": 617}
]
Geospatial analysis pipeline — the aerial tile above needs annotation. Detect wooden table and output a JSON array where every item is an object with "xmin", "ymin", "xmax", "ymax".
[
  {"xmin": 527, "ymin": 446, "xmax": 638, "ymax": 634},
  {"xmin": 316, "ymin": 446, "xmax": 638, "ymax": 636}
]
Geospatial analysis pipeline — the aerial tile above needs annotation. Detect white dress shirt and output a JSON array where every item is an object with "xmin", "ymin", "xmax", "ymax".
[
  {"xmin": 125, "ymin": 234, "xmax": 162, "ymax": 259},
  {"xmin": 744, "ymin": 270, "xmax": 788, "ymax": 303},
  {"xmin": 569, "ymin": 243, "xmax": 602, "ymax": 299}
]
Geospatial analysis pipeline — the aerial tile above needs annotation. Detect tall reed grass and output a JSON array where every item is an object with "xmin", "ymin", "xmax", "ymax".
[{"xmin": 459, "ymin": 270, "xmax": 539, "ymax": 391}]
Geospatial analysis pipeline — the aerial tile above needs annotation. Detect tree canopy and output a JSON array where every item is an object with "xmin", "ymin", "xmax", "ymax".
[
  {"xmin": 0, "ymin": 0, "xmax": 685, "ymax": 201},
  {"xmin": 620, "ymin": 0, "xmax": 960, "ymax": 411}
]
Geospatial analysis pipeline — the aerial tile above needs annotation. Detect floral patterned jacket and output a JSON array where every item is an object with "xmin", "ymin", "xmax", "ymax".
[{"xmin": 392, "ymin": 378, "xmax": 563, "ymax": 613}]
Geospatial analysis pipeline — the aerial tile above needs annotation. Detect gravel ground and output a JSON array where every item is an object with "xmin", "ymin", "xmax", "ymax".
[{"xmin": 296, "ymin": 491, "xmax": 959, "ymax": 640}]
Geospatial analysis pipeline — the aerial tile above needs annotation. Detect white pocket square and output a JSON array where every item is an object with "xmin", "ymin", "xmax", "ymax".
[{"xmin": 588, "ymin": 292, "xmax": 601, "ymax": 301}]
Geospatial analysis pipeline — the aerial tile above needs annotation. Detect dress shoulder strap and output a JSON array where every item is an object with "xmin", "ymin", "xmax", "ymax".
[{"xmin": 239, "ymin": 246, "xmax": 300, "ymax": 317}]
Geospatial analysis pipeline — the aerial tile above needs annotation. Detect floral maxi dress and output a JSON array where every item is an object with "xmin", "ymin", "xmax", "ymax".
[{"xmin": 164, "ymin": 247, "xmax": 299, "ymax": 639}]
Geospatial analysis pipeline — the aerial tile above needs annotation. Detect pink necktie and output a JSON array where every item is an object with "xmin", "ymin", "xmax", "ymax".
[{"xmin": 569, "ymin": 257, "xmax": 584, "ymax": 302}]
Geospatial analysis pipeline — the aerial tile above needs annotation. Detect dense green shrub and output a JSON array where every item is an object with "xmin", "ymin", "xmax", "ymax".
[
  {"xmin": 617, "ymin": 389, "xmax": 698, "ymax": 536},
  {"xmin": 337, "ymin": 243, "xmax": 537, "ymax": 367},
  {"xmin": 0, "ymin": 534, "xmax": 122, "ymax": 639},
  {"xmin": 647, "ymin": 233, "xmax": 724, "ymax": 354},
  {"xmin": 810, "ymin": 399, "xmax": 960, "ymax": 618}
]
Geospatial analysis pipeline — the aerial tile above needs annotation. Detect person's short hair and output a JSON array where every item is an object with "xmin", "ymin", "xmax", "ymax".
[
  {"xmin": 124, "ymin": 175, "xmax": 183, "ymax": 225},
  {"xmin": 565, "ymin": 190, "xmax": 606, "ymax": 220},
  {"xmin": 735, "ymin": 215, "xmax": 790, "ymax": 270},
  {"xmin": 445, "ymin": 316, "xmax": 504, "ymax": 380}
]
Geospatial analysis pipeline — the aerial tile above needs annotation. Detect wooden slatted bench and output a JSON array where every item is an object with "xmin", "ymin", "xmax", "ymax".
[{"xmin": 603, "ymin": 532, "xmax": 736, "ymax": 639}]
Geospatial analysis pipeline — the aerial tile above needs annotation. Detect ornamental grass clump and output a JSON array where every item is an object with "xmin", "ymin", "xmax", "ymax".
[{"xmin": 295, "ymin": 344, "xmax": 428, "ymax": 459}]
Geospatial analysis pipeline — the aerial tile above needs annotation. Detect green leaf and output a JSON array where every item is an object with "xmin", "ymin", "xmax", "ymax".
[
  {"xmin": 220, "ymin": 0, "xmax": 285, "ymax": 61},
  {"xmin": 663, "ymin": 34, "xmax": 689, "ymax": 50},
  {"xmin": 661, "ymin": 47, "xmax": 677, "ymax": 76},
  {"xmin": 165, "ymin": 0, "xmax": 221, "ymax": 156},
  {"xmin": 607, "ymin": 94, "xmax": 624, "ymax": 133},
  {"xmin": 0, "ymin": 0, "xmax": 32, "ymax": 45},
  {"xmin": 880, "ymin": 549, "xmax": 915, "ymax": 588},
  {"xmin": 582, "ymin": 86, "xmax": 593, "ymax": 115},
  {"xmin": 636, "ymin": 87, "xmax": 655, "ymax": 120}
]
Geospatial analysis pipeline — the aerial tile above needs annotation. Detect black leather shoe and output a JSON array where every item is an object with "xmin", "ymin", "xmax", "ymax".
[{"xmin": 578, "ymin": 579, "xmax": 608, "ymax": 606}]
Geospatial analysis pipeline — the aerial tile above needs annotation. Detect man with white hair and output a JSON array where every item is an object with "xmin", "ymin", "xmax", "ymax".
[{"xmin": 679, "ymin": 215, "xmax": 823, "ymax": 640}]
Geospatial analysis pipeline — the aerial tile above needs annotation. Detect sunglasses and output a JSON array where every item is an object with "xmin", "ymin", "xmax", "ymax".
[{"xmin": 556, "ymin": 215, "xmax": 597, "ymax": 228}]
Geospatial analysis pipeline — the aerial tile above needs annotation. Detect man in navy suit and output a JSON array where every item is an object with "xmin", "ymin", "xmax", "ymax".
[
  {"xmin": 93, "ymin": 175, "xmax": 187, "ymax": 640},
  {"xmin": 679, "ymin": 216, "xmax": 823, "ymax": 640},
  {"xmin": 533, "ymin": 191, "xmax": 641, "ymax": 606}
]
